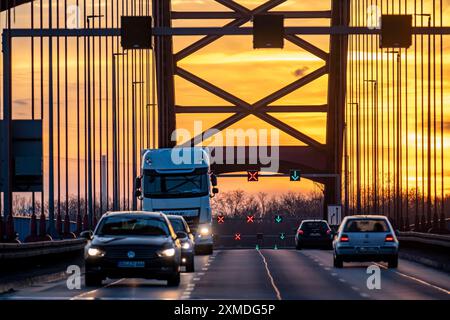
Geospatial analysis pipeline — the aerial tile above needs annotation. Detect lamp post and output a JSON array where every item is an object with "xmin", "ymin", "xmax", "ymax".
[
  {"xmin": 386, "ymin": 50, "xmax": 400, "ymax": 228},
  {"xmin": 132, "ymin": 81, "xmax": 144, "ymax": 210},
  {"xmin": 86, "ymin": 14, "xmax": 103, "ymax": 229},
  {"xmin": 364, "ymin": 79, "xmax": 378, "ymax": 214},
  {"xmin": 112, "ymin": 52, "xmax": 127, "ymax": 211},
  {"xmin": 348, "ymin": 102, "xmax": 360, "ymax": 214}
]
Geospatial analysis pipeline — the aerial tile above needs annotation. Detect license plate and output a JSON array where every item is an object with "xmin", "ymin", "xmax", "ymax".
[
  {"xmin": 310, "ymin": 233, "xmax": 321, "ymax": 237},
  {"xmin": 117, "ymin": 261, "xmax": 145, "ymax": 268},
  {"xmin": 358, "ymin": 247, "xmax": 378, "ymax": 253}
]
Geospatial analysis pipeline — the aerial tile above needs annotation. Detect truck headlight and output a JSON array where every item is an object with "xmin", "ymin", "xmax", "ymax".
[
  {"xmin": 182, "ymin": 242, "xmax": 191, "ymax": 250},
  {"xmin": 200, "ymin": 227, "xmax": 210, "ymax": 236},
  {"xmin": 158, "ymin": 248, "xmax": 175, "ymax": 257},
  {"xmin": 88, "ymin": 247, "xmax": 105, "ymax": 257}
]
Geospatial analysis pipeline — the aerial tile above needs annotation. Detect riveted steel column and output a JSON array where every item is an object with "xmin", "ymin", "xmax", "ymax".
[
  {"xmin": 153, "ymin": 0, "xmax": 176, "ymax": 148},
  {"xmin": 324, "ymin": 0, "xmax": 350, "ymax": 218}
]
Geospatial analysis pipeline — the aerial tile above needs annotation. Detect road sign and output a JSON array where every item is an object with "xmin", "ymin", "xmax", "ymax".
[
  {"xmin": 234, "ymin": 233, "xmax": 241, "ymax": 241},
  {"xmin": 327, "ymin": 205, "xmax": 342, "ymax": 226},
  {"xmin": 279, "ymin": 232, "xmax": 286, "ymax": 240},
  {"xmin": 217, "ymin": 215, "xmax": 225, "ymax": 224},
  {"xmin": 246, "ymin": 215, "xmax": 255, "ymax": 223},
  {"xmin": 274, "ymin": 215, "xmax": 283, "ymax": 223},
  {"xmin": 247, "ymin": 170, "xmax": 259, "ymax": 182},
  {"xmin": 289, "ymin": 169, "xmax": 301, "ymax": 181}
]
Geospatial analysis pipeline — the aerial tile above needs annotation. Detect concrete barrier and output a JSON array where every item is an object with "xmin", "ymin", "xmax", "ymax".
[
  {"xmin": 397, "ymin": 231, "xmax": 450, "ymax": 248},
  {"xmin": 0, "ymin": 239, "xmax": 86, "ymax": 260}
]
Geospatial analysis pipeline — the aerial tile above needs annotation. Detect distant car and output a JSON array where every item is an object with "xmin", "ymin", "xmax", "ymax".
[
  {"xmin": 295, "ymin": 220, "xmax": 333, "ymax": 250},
  {"xmin": 167, "ymin": 215, "xmax": 195, "ymax": 272},
  {"xmin": 333, "ymin": 215, "xmax": 399, "ymax": 268},
  {"xmin": 84, "ymin": 211, "xmax": 183, "ymax": 287}
]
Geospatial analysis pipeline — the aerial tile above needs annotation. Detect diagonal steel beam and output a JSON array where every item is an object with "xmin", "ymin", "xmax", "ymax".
[
  {"xmin": 285, "ymin": 34, "xmax": 329, "ymax": 61},
  {"xmin": 181, "ymin": 112, "xmax": 250, "ymax": 147},
  {"xmin": 253, "ymin": 65, "xmax": 328, "ymax": 109},
  {"xmin": 255, "ymin": 112, "xmax": 325, "ymax": 151},
  {"xmin": 175, "ymin": 0, "xmax": 287, "ymax": 62},
  {"xmin": 215, "ymin": 0, "xmax": 250, "ymax": 15},
  {"xmin": 175, "ymin": 105, "xmax": 328, "ymax": 113},
  {"xmin": 176, "ymin": 67, "xmax": 252, "ymax": 110},
  {"xmin": 0, "ymin": 0, "xmax": 32, "ymax": 12}
]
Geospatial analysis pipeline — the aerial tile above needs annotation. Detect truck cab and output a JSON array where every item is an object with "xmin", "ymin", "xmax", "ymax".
[{"xmin": 135, "ymin": 147, "xmax": 218, "ymax": 254}]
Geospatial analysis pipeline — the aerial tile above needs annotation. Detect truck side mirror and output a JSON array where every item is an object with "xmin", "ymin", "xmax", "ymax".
[
  {"xmin": 210, "ymin": 174, "xmax": 218, "ymax": 186},
  {"xmin": 212, "ymin": 187, "xmax": 219, "ymax": 194},
  {"xmin": 135, "ymin": 189, "xmax": 142, "ymax": 198},
  {"xmin": 135, "ymin": 176, "xmax": 142, "ymax": 189}
]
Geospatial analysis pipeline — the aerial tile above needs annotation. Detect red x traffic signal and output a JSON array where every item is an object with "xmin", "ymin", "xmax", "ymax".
[
  {"xmin": 246, "ymin": 215, "xmax": 254, "ymax": 223},
  {"xmin": 217, "ymin": 215, "xmax": 225, "ymax": 224},
  {"xmin": 247, "ymin": 170, "xmax": 259, "ymax": 182},
  {"xmin": 234, "ymin": 233, "xmax": 241, "ymax": 241}
]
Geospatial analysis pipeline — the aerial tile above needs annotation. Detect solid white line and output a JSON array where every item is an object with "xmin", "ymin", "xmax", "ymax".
[
  {"xmin": 360, "ymin": 293, "xmax": 370, "ymax": 298},
  {"xmin": 257, "ymin": 250, "xmax": 282, "ymax": 301},
  {"xmin": 71, "ymin": 278, "xmax": 124, "ymax": 300},
  {"xmin": 193, "ymin": 277, "xmax": 201, "ymax": 281},
  {"xmin": 375, "ymin": 263, "xmax": 450, "ymax": 295},
  {"xmin": 202, "ymin": 268, "xmax": 208, "ymax": 271}
]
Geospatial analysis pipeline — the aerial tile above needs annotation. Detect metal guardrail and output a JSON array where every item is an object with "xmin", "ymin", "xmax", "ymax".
[
  {"xmin": 0, "ymin": 239, "xmax": 86, "ymax": 260},
  {"xmin": 397, "ymin": 232, "xmax": 450, "ymax": 248}
]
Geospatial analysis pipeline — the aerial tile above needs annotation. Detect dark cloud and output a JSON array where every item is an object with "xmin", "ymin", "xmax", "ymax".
[{"xmin": 293, "ymin": 66, "xmax": 309, "ymax": 78}]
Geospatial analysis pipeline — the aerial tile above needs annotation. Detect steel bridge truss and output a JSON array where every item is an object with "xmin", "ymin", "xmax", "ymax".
[{"xmin": 153, "ymin": 0, "xmax": 350, "ymax": 213}]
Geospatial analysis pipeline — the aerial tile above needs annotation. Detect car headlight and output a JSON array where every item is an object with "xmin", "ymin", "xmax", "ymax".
[
  {"xmin": 88, "ymin": 247, "xmax": 105, "ymax": 257},
  {"xmin": 158, "ymin": 248, "xmax": 175, "ymax": 257},
  {"xmin": 182, "ymin": 242, "xmax": 191, "ymax": 250},
  {"xmin": 200, "ymin": 227, "xmax": 210, "ymax": 236}
]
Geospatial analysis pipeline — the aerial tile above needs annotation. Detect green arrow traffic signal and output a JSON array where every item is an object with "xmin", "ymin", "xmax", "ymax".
[
  {"xmin": 279, "ymin": 232, "xmax": 285, "ymax": 240},
  {"xmin": 275, "ymin": 215, "xmax": 283, "ymax": 223},
  {"xmin": 290, "ymin": 170, "xmax": 301, "ymax": 181}
]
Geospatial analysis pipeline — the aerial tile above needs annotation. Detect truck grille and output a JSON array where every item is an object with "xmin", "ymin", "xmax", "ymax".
[{"xmin": 184, "ymin": 216, "xmax": 200, "ymax": 233}]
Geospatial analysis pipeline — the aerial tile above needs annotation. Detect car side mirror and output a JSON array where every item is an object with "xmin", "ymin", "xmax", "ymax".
[
  {"xmin": 210, "ymin": 174, "xmax": 218, "ymax": 187},
  {"xmin": 135, "ymin": 176, "xmax": 142, "ymax": 189},
  {"xmin": 212, "ymin": 187, "xmax": 219, "ymax": 194},
  {"xmin": 80, "ymin": 230, "xmax": 93, "ymax": 240},
  {"xmin": 176, "ymin": 231, "xmax": 188, "ymax": 239},
  {"xmin": 394, "ymin": 229, "xmax": 400, "ymax": 236}
]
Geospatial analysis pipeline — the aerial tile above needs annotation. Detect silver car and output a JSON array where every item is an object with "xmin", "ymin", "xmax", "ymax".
[{"xmin": 333, "ymin": 215, "xmax": 399, "ymax": 268}]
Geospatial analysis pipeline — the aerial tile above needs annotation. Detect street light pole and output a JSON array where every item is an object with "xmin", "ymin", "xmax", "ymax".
[
  {"xmin": 348, "ymin": 102, "xmax": 360, "ymax": 213},
  {"xmin": 132, "ymin": 81, "xmax": 144, "ymax": 210},
  {"xmin": 364, "ymin": 79, "xmax": 378, "ymax": 214},
  {"xmin": 86, "ymin": 14, "xmax": 103, "ymax": 229},
  {"xmin": 112, "ymin": 52, "xmax": 127, "ymax": 211}
]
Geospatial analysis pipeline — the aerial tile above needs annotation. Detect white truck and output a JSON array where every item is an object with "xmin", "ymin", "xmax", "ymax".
[{"xmin": 135, "ymin": 147, "xmax": 218, "ymax": 254}]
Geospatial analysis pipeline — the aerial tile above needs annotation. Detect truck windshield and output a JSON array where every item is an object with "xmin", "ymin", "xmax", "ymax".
[{"xmin": 144, "ymin": 172, "xmax": 208, "ymax": 198}]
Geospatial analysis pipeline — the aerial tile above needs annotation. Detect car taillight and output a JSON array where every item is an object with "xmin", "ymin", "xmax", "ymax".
[
  {"xmin": 326, "ymin": 230, "xmax": 331, "ymax": 235},
  {"xmin": 297, "ymin": 229, "xmax": 304, "ymax": 235},
  {"xmin": 385, "ymin": 234, "xmax": 395, "ymax": 242},
  {"xmin": 340, "ymin": 234, "xmax": 349, "ymax": 242}
]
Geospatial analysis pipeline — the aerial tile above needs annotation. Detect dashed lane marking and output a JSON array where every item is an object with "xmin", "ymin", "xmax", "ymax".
[
  {"xmin": 375, "ymin": 263, "xmax": 450, "ymax": 295},
  {"xmin": 71, "ymin": 278, "xmax": 124, "ymax": 300},
  {"xmin": 257, "ymin": 250, "xmax": 282, "ymax": 301}
]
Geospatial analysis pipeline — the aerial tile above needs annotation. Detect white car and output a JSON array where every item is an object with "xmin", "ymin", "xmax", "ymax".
[{"xmin": 333, "ymin": 215, "xmax": 399, "ymax": 268}]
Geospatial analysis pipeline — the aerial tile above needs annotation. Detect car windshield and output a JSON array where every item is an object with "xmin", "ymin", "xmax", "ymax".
[
  {"xmin": 96, "ymin": 216, "xmax": 169, "ymax": 236},
  {"xmin": 343, "ymin": 219, "xmax": 389, "ymax": 233},
  {"xmin": 301, "ymin": 222, "xmax": 329, "ymax": 231},
  {"xmin": 168, "ymin": 218, "xmax": 187, "ymax": 233},
  {"xmin": 144, "ymin": 172, "xmax": 208, "ymax": 198}
]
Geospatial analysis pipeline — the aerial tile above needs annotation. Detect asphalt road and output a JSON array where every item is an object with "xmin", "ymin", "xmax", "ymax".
[{"xmin": 1, "ymin": 249, "xmax": 449, "ymax": 300}]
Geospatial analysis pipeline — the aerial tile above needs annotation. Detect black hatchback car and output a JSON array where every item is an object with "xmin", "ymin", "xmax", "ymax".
[
  {"xmin": 83, "ymin": 211, "xmax": 183, "ymax": 287},
  {"xmin": 295, "ymin": 220, "xmax": 333, "ymax": 249}
]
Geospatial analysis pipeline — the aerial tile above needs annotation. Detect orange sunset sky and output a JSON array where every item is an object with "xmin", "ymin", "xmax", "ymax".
[{"xmin": 1, "ymin": 0, "xmax": 450, "ymax": 201}]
